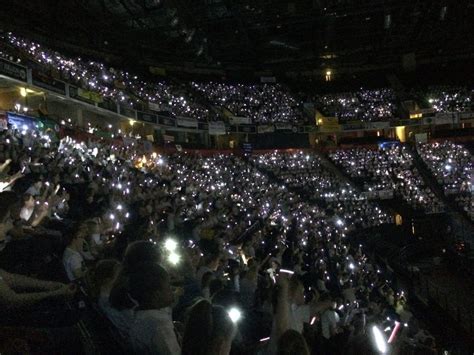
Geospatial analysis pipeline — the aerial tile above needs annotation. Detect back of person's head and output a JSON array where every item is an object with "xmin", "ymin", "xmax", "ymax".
[
  {"xmin": 247, "ymin": 257, "xmax": 257, "ymax": 269},
  {"xmin": 86, "ymin": 219, "xmax": 101, "ymax": 235},
  {"xmin": 93, "ymin": 259, "xmax": 120, "ymax": 289},
  {"xmin": 320, "ymin": 292, "xmax": 333, "ymax": 302},
  {"xmin": 63, "ymin": 221, "xmax": 88, "ymax": 247},
  {"xmin": 128, "ymin": 262, "xmax": 173, "ymax": 309},
  {"xmin": 110, "ymin": 244, "xmax": 160, "ymax": 311},
  {"xmin": 203, "ymin": 251, "xmax": 221, "ymax": 270},
  {"xmin": 350, "ymin": 314, "xmax": 366, "ymax": 337},
  {"xmin": 209, "ymin": 278, "xmax": 225, "ymax": 298},
  {"xmin": 211, "ymin": 288, "xmax": 237, "ymax": 309},
  {"xmin": 89, "ymin": 259, "xmax": 120, "ymax": 299},
  {"xmin": 277, "ymin": 329, "xmax": 310, "ymax": 355},
  {"xmin": 345, "ymin": 333, "xmax": 378, "ymax": 355},
  {"xmin": 289, "ymin": 275, "xmax": 305, "ymax": 305},
  {"xmin": 326, "ymin": 294, "xmax": 338, "ymax": 310},
  {"xmin": 182, "ymin": 299, "xmax": 235, "ymax": 355},
  {"xmin": 122, "ymin": 240, "xmax": 161, "ymax": 270}
]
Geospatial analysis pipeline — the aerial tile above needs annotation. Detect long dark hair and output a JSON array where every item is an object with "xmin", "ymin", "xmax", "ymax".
[
  {"xmin": 109, "ymin": 241, "xmax": 161, "ymax": 310},
  {"xmin": 182, "ymin": 299, "xmax": 235, "ymax": 355}
]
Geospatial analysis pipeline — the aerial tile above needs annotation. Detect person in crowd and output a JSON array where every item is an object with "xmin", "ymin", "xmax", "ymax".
[
  {"xmin": 127, "ymin": 262, "xmax": 180, "ymax": 355},
  {"xmin": 91, "ymin": 259, "xmax": 134, "ymax": 337},
  {"xmin": 182, "ymin": 299, "xmax": 236, "ymax": 355},
  {"xmin": 196, "ymin": 252, "xmax": 221, "ymax": 283},
  {"xmin": 19, "ymin": 193, "xmax": 35, "ymax": 222},
  {"xmin": 0, "ymin": 118, "xmax": 443, "ymax": 354},
  {"xmin": 62, "ymin": 223, "xmax": 88, "ymax": 281},
  {"xmin": 109, "ymin": 240, "xmax": 161, "ymax": 311},
  {"xmin": 277, "ymin": 329, "xmax": 310, "ymax": 355},
  {"xmin": 25, "ymin": 180, "xmax": 43, "ymax": 197},
  {"xmin": 86, "ymin": 219, "xmax": 105, "ymax": 257},
  {"xmin": 320, "ymin": 295, "xmax": 341, "ymax": 354}
]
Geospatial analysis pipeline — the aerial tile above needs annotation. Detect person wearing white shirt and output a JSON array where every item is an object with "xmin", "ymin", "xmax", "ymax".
[
  {"xmin": 321, "ymin": 305, "xmax": 340, "ymax": 340},
  {"xmin": 19, "ymin": 193, "xmax": 35, "ymax": 222},
  {"xmin": 266, "ymin": 258, "xmax": 280, "ymax": 281},
  {"xmin": 320, "ymin": 297, "xmax": 341, "ymax": 354},
  {"xmin": 128, "ymin": 262, "xmax": 180, "ymax": 355},
  {"xmin": 86, "ymin": 219, "xmax": 105, "ymax": 257},
  {"xmin": 196, "ymin": 253, "xmax": 220, "ymax": 283},
  {"xmin": 62, "ymin": 227, "xmax": 87, "ymax": 281}
]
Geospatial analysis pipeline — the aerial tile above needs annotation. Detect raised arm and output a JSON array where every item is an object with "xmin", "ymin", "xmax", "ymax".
[
  {"xmin": 0, "ymin": 269, "xmax": 64, "ymax": 291},
  {"xmin": 0, "ymin": 270, "xmax": 75, "ymax": 309},
  {"xmin": 0, "ymin": 159, "xmax": 12, "ymax": 173},
  {"xmin": 274, "ymin": 275, "xmax": 290, "ymax": 340}
]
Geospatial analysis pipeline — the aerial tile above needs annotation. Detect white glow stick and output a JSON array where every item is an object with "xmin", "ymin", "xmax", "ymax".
[{"xmin": 371, "ymin": 325, "xmax": 388, "ymax": 353}]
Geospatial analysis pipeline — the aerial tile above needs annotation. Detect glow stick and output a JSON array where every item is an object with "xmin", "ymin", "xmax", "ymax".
[
  {"xmin": 388, "ymin": 321, "xmax": 401, "ymax": 344},
  {"xmin": 371, "ymin": 325, "xmax": 388, "ymax": 353}
]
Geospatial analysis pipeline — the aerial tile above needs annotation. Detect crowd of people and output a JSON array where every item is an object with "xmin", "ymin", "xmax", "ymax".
[
  {"xmin": 1, "ymin": 32, "xmax": 211, "ymax": 121},
  {"xmin": 418, "ymin": 141, "xmax": 473, "ymax": 220},
  {"xmin": 191, "ymin": 82, "xmax": 305, "ymax": 124},
  {"xmin": 251, "ymin": 151, "xmax": 392, "ymax": 229},
  {"xmin": 1, "ymin": 32, "xmax": 305, "ymax": 124},
  {"xmin": 0, "ymin": 120, "xmax": 440, "ymax": 354},
  {"xmin": 413, "ymin": 86, "xmax": 474, "ymax": 113},
  {"xmin": 329, "ymin": 145, "xmax": 445, "ymax": 214},
  {"xmin": 311, "ymin": 88, "xmax": 397, "ymax": 123},
  {"xmin": 2, "ymin": 32, "xmax": 474, "ymax": 128}
]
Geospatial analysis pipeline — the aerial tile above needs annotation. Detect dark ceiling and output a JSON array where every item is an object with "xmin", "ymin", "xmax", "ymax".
[{"xmin": 1, "ymin": 0, "xmax": 474, "ymax": 73}]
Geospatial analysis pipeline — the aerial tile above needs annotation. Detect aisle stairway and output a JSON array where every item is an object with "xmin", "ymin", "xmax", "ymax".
[
  {"xmin": 315, "ymin": 152, "xmax": 358, "ymax": 190},
  {"xmin": 172, "ymin": 78, "xmax": 225, "ymax": 121}
]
